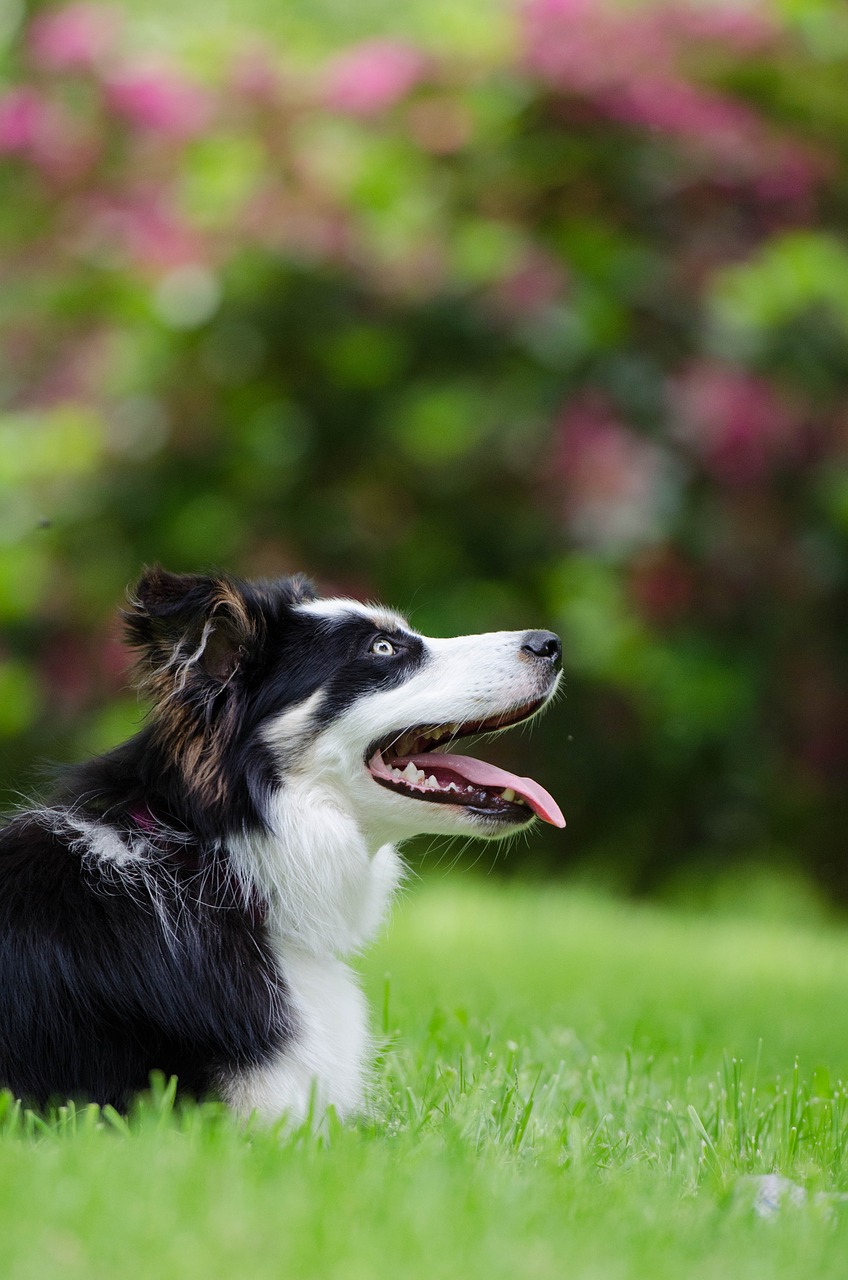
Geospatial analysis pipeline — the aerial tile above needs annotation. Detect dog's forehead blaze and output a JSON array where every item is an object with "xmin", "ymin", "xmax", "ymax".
[{"xmin": 296, "ymin": 598, "xmax": 412, "ymax": 636}]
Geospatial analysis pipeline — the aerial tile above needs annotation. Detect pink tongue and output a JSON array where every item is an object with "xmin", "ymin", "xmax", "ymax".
[{"xmin": 402, "ymin": 753, "xmax": 565, "ymax": 828}]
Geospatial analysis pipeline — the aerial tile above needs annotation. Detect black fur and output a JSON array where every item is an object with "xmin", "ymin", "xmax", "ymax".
[
  {"xmin": 0, "ymin": 815, "xmax": 290, "ymax": 1109},
  {"xmin": 0, "ymin": 567, "xmax": 425, "ymax": 1109}
]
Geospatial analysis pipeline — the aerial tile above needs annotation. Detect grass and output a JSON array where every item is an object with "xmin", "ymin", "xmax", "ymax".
[{"xmin": 3, "ymin": 874, "xmax": 848, "ymax": 1278}]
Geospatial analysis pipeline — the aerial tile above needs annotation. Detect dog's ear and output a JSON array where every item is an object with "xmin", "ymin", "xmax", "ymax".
[{"xmin": 125, "ymin": 566, "xmax": 258, "ymax": 689}]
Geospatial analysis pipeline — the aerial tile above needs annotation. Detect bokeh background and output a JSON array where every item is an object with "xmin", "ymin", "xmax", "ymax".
[{"xmin": 1, "ymin": 0, "xmax": 846, "ymax": 899}]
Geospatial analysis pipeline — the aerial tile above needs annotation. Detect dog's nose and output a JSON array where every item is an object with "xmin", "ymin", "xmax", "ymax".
[{"xmin": 521, "ymin": 630, "xmax": 562, "ymax": 667}]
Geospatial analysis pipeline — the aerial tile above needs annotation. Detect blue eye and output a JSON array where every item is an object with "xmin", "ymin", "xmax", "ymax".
[{"xmin": 370, "ymin": 638, "xmax": 396, "ymax": 656}]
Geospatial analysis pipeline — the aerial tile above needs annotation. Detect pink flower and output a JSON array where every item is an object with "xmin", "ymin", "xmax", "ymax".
[
  {"xmin": 552, "ymin": 396, "xmax": 680, "ymax": 551},
  {"xmin": 325, "ymin": 40, "xmax": 428, "ymax": 117},
  {"xmin": 0, "ymin": 88, "xmax": 46, "ymax": 153},
  {"xmin": 0, "ymin": 88, "xmax": 96, "ymax": 180},
  {"xmin": 523, "ymin": 0, "xmax": 674, "ymax": 95},
  {"xmin": 106, "ymin": 66, "xmax": 211, "ymax": 138},
  {"xmin": 673, "ymin": 362, "xmax": 800, "ymax": 486},
  {"xmin": 520, "ymin": 0, "xmax": 813, "ymax": 186},
  {"xmin": 28, "ymin": 3, "xmax": 122, "ymax": 73},
  {"xmin": 645, "ymin": 3, "xmax": 776, "ymax": 55},
  {"xmin": 523, "ymin": 0, "xmax": 774, "ymax": 90},
  {"xmin": 603, "ymin": 76, "xmax": 762, "ymax": 162},
  {"xmin": 81, "ymin": 192, "xmax": 204, "ymax": 270}
]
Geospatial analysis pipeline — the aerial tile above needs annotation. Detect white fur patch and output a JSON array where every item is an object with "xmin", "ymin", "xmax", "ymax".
[
  {"xmin": 228, "ymin": 797, "xmax": 402, "ymax": 957},
  {"xmin": 220, "ymin": 950, "xmax": 370, "ymax": 1124},
  {"xmin": 263, "ymin": 689, "xmax": 325, "ymax": 754},
  {"xmin": 32, "ymin": 809, "xmax": 140, "ymax": 866},
  {"xmin": 225, "ymin": 748, "xmax": 402, "ymax": 1123},
  {"xmin": 297, "ymin": 597, "xmax": 410, "ymax": 634},
  {"xmin": 225, "ymin": 749, "xmax": 403, "ymax": 1124}
]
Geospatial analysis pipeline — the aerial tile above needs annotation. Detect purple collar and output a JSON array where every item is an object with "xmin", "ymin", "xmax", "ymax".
[{"xmin": 128, "ymin": 802, "xmax": 158, "ymax": 835}]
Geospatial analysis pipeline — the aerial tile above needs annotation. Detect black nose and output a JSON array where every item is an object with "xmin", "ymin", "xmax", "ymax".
[{"xmin": 521, "ymin": 630, "xmax": 562, "ymax": 667}]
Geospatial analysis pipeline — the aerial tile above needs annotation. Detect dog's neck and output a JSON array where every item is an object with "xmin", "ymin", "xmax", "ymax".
[{"xmin": 227, "ymin": 779, "xmax": 404, "ymax": 958}]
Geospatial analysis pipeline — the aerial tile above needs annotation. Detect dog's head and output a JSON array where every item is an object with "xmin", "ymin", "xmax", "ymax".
[{"xmin": 126, "ymin": 567, "xmax": 564, "ymax": 842}]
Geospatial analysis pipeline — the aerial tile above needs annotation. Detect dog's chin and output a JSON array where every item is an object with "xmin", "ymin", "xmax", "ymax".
[
  {"xmin": 448, "ymin": 808, "xmax": 538, "ymax": 841},
  {"xmin": 350, "ymin": 778, "xmax": 538, "ymax": 843}
]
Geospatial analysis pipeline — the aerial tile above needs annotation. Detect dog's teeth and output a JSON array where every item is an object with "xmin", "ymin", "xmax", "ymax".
[
  {"xmin": 427, "ymin": 775, "xmax": 438, "ymax": 788},
  {"xmin": 500, "ymin": 788, "xmax": 516, "ymax": 802},
  {"xmin": 401, "ymin": 762, "xmax": 418, "ymax": 783}
]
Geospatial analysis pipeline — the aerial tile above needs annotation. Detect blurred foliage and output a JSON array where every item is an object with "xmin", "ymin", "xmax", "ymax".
[{"xmin": 0, "ymin": 0, "xmax": 847, "ymax": 893}]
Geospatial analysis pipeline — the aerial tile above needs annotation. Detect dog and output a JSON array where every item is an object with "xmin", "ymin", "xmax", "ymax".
[{"xmin": 0, "ymin": 567, "xmax": 563, "ymax": 1120}]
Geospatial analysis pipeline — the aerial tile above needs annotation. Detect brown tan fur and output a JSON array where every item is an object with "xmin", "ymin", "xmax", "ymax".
[{"xmin": 124, "ymin": 567, "xmax": 265, "ymax": 807}]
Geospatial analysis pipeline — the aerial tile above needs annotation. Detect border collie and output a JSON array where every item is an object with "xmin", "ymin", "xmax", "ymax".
[{"xmin": 0, "ymin": 568, "xmax": 563, "ymax": 1121}]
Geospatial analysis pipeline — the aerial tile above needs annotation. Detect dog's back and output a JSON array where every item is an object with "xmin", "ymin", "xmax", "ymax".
[{"xmin": 0, "ymin": 810, "xmax": 292, "ymax": 1109}]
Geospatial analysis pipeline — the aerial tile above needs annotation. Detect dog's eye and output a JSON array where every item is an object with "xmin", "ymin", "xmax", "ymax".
[{"xmin": 370, "ymin": 638, "xmax": 396, "ymax": 657}]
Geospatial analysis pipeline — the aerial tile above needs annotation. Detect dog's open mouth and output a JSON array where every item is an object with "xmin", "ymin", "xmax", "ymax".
[{"xmin": 366, "ymin": 698, "xmax": 565, "ymax": 827}]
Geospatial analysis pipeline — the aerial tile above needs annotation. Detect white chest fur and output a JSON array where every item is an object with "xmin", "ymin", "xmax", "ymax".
[
  {"xmin": 224, "ymin": 789, "xmax": 402, "ymax": 1124},
  {"xmin": 222, "ymin": 948, "xmax": 371, "ymax": 1123}
]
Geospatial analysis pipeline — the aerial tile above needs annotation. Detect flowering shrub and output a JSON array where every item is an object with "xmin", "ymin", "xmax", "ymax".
[
  {"xmin": 1, "ymin": 0, "xmax": 847, "ymax": 891},
  {"xmin": 324, "ymin": 40, "xmax": 429, "ymax": 116}
]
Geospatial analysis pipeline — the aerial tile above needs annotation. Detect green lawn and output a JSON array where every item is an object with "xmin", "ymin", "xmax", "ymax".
[{"xmin": 3, "ymin": 876, "xmax": 848, "ymax": 1279}]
